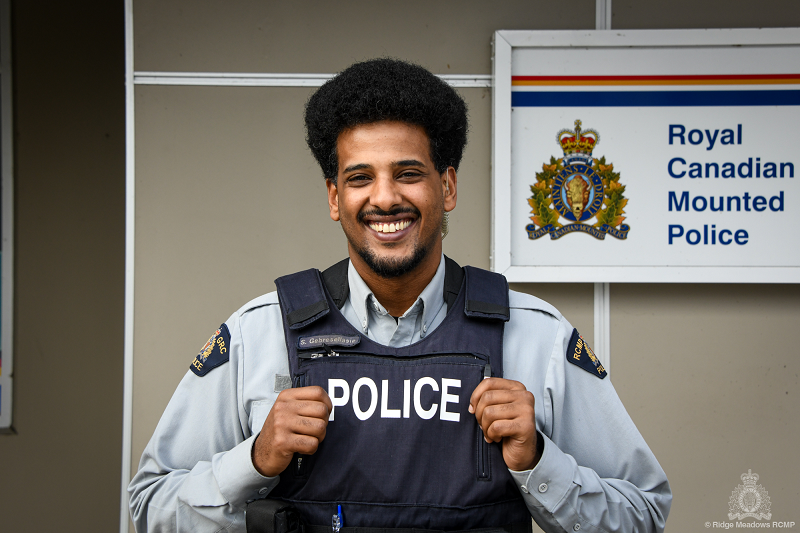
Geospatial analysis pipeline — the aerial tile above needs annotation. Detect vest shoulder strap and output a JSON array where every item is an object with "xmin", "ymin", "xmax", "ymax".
[
  {"xmin": 321, "ymin": 258, "xmax": 349, "ymax": 309},
  {"xmin": 274, "ymin": 269, "xmax": 329, "ymax": 330},
  {"xmin": 443, "ymin": 255, "xmax": 463, "ymax": 310},
  {"xmin": 463, "ymin": 266, "xmax": 510, "ymax": 322}
]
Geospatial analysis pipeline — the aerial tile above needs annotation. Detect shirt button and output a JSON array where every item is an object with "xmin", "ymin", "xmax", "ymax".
[
  {"xmin": 538, "ymin": 483, "xmax": 548, "ymax": 493},
  {"xmin": 520, "ymin": 485, "xmax": 530, "ymax": 494},
  {"xmin": 573, "ymin": 524, "xmax": 581, "ymax": 531},
  {"xmin": 422, "ymin": 323, "xmax": 428, "ymax": 332},
  {"xmin": 258, "ymin": 487, "xmax": 268, "ymax": 495}
]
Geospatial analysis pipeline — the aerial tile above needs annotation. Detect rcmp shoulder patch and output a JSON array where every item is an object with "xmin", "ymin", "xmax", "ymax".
[
  {"xmin": 190, "ymin": 324, "xmax": 231, "ymax": 377},
  {"xmin": 566, "ymin": 328, "xmax": 607, "ymax": 379}
]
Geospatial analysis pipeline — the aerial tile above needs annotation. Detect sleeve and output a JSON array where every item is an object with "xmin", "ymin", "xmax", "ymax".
[
  {"xmin": 127, "ymin": 310, "xmax": 280, "ymax": 533},
  {"xmin": 506, "ymin": 313, "xmax": 671, "ymax": 533}
]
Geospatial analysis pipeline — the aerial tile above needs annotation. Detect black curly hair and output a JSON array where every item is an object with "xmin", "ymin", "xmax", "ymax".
[{"xmin": 305, "ymin": 58, "xmax": 468, "ymax": 182}]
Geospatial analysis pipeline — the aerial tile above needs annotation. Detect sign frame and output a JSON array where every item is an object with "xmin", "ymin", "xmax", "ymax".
[{"xmin": 492, "ymin": 28, "xmax": 800, "ymax": 283}]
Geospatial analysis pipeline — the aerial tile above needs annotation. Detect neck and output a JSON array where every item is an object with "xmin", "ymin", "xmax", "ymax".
[{"xmin": 348, "ymin": 244, "xmax": 442, "ymax": 317}]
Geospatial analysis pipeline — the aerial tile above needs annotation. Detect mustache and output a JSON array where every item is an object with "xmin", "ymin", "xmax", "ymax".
[{"xmin": 357, "ymin": 206, "xmax": 420, "ymax": 223}]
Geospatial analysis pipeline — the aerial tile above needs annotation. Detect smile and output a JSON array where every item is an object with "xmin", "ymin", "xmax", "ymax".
[{"xmin": 368, "ymin": 219, "xmax": 412, "ymax": 234}]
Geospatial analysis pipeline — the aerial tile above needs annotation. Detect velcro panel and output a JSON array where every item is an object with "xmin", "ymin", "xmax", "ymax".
[
  {"xmin": 275, "ymin": 269, "xmax": 330, "ymax": 329},
  {"xmin": 463, "ymin": 266, "xmax": 510, "ymax": 321}
]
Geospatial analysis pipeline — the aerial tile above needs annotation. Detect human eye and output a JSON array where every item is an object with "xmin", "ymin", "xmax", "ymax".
[
  {"xmin": 397, "ymin": 169, "xmax": 423, "ymax": 180},
  {"xmin": 345, "ymin": 173, "xmax": 371, "ymax": 185}
]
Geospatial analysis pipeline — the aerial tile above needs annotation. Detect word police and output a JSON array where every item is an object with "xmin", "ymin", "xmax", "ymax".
[{"xmin": 327, "ymin": 377, "xmax": 462, "ymax": 422}]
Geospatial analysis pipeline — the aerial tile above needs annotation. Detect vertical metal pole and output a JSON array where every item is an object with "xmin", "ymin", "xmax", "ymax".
[
  {"xmin": 0, "ymin": 0, "xmax": 14, "ymax": 433},
  {"xmin": 596, "ymin": 0, "xmax": 612, "ymax": 31},
  {"xmin": 120, "ymin": 0, "xmax": 135, "ymax": 531},
  {"xmin": 594, "ymin": 0, "xmax": 611, "ymax": 371},
  {"xmin": 593, "ymin": 282, "xmax": 610, "ymax": 372}
]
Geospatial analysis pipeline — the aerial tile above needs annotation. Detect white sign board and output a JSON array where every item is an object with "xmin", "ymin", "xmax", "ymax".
[{"xmin": 492, "ymin": 29, "xmax": 800, "ymax": 283}]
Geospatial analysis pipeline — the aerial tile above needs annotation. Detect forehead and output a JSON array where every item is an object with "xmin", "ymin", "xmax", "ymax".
[{"xmin": 336, "ymin": 121, "xmax": 432, "ymax": 167}]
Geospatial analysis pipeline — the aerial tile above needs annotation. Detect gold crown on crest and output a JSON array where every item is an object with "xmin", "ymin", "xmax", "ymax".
[{"xmin": 557, "ymin": 120, "xmax": 599, "ymax": 164}]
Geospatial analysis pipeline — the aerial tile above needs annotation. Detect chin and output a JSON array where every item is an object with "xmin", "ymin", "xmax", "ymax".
[{"xmin": 356, "ymin": 244, "xmax": 429, "ymax": 279}]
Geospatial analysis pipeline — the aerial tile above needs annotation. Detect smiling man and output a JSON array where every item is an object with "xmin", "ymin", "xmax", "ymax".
[{"xmin": 129, "ymin": 59, "xmax": 671, "ymax": 533}]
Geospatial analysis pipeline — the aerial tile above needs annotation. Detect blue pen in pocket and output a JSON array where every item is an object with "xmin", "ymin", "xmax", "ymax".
[{"xmin": 331, "ymin": 504, "xmax": 343, "ymax": 533}]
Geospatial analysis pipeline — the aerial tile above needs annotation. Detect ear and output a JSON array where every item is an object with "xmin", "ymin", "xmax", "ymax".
[
  {"xmin": 442, "ymin": 167, "xmax": 457, "ymax": 212},
  {"xmin": 326, "ymin": 179, "xmax": 340, "ymax": 221}
]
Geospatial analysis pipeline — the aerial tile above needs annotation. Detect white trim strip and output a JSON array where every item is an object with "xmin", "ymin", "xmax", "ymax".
[
  {"xmin": 0, "ymin": 0, "xmax": 14, "ymax": 433},
  {"xmin": 593, "ymin": 282, "xmax": 611, "ymax": 374},
  {"xmin": 120, "ymin": 0, "xmax": 135, "ymax": 531},
  {"xmin": 593, "ymin": 0, "xmax": 612, "ymax": 376},
  {"xmin": 133, "ymin": 71, "xmax": 493, "ymax": 88},
  {"xmin": 596, "ymin": 0, "xmax": 612, "ymax": 31},
  {"xmin": 495, "ymin": 27, "xmax": 800, "ymax": 48},
  {"xmin": 491, "ymin": 33, "xmax": 513, "ymax": 272}
]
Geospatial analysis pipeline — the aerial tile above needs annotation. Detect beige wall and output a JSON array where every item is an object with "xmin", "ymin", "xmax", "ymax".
[
  {"xmin": 2, "ymin": 1, "xmax": 799, "ymax": 533},
  {"xmin": 0, "ymin": 1, "xmax": 125, "ymax": 531}
]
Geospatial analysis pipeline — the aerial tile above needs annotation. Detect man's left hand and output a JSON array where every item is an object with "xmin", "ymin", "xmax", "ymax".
[{"xmin": 469, "ymin": 378, "xmax": 541, "ymax": 471}]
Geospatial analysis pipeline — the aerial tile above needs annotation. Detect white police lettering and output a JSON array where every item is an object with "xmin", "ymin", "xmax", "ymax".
[
  {"xmin": 380, "ymin": 379, "xmax": 401, "ymax": 418},
  {"xmin": 327, "ymin": 377, "xmax": 462, "ymax": 422},
  {"xmin": 328, "ymin": 379, "xmax": 350, "ymax": 421},
  {"xmin": 414, "ymin": 377, "xmax": 439, "ymax": 420},
  {"xmin": 402, "ymin": 379, "xmax": 410, "ymax": 418},
  {"xmin": 440, "ymin": 378, "xmax": 461, "ymax": 422},
  {"xmin": 352, "ymin": 377, "xmax": 378, "ymax": 420}
]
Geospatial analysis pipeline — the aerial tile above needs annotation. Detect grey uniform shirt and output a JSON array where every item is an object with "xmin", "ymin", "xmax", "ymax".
[{"xmin": 129, "ymin": 256, "xmax": 671, "ymax": 532}]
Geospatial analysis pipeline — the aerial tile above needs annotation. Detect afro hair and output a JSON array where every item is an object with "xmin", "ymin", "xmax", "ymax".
[{"xmin": 304, "ymin": 58, "xmax": 468, "ymax": 181}]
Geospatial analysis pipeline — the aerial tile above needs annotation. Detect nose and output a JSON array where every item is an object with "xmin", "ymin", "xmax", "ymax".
[{"xmin": 369, "ymin": 174, "xmax": 402, "ymax": 212}]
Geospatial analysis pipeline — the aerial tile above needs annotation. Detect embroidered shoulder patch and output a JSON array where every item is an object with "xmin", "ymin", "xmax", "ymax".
[
  {"xmin": 566, "ymin": 328, "xmax": 607, "ymax": 379},
  {"xmin": 190, "ymin": 324, "xmax": 231, "ymax": 377}
]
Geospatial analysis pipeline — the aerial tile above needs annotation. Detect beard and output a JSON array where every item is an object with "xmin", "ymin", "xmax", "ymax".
[
  {"xmin": 354, "ymin": 240, "xmax": 429, "ymax": 279},
  {"xmin": 348, "ymin": 206, "xmax": 441, "ymax": 279}
]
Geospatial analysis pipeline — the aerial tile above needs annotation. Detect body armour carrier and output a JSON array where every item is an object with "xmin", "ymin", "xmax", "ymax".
[{"xmin": 269, "ymin": 257, "xmax": 532, "ymax": 531}]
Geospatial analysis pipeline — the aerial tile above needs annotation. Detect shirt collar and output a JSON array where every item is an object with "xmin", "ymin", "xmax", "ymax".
[{"xmin": 347, "ymin": 254, "xmax": 447, "ymax": 330}]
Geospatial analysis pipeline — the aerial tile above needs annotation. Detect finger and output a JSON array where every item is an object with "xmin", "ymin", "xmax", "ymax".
[
  {"xmin": 469, "ymin": 378, "xmax": 525, "ymax": 413},
  {"xmin": 472, "ymin": 389, "xmax": 533, "ymax": 427},
  {"xmin": 480, "ymin": 403, "xmax": 536, "ymax": 442},
  {"xmin": 483, "ymin": 418, "xmax": 524, "ymax": 443},
  {"xmin": 287, "ymin": 433, "xmax": 323, "ymax": 455},
  {"xmin": 291, "ymin": 400, "xmax": 333, "ymax": 420},
  {"xmin": 273, "ymin": 411, "xmax": 328, "ymax": 438},
  {"xmin": 281, "ymin": 385, "xmax": 333, "ymax": 410},
  {"xmin": 276, "ymin": 386, "xmax": 333, "ymax": 419}
]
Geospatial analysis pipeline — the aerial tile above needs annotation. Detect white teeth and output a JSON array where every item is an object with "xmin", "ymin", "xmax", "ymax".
[{"xmin": 369, "ymin": 220, "xmax": 411, "ymax": 233}]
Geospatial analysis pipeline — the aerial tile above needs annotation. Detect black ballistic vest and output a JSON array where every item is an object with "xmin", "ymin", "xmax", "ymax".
[{"xmin": 270, "ymin": 258, "xmax": 531, "ymax": 531}]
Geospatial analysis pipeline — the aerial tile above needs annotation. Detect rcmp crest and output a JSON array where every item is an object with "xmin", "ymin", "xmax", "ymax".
[
  {"xmin": 728, "ymin": 470, "xmax": 772, "ymax": 520},
  {"xmin": 527, "ymin": 120, "xmax": 631, "ymax": 240},
  {"xmin": 190, "ymin": 324, "xmax": 230, "ymax": 376}
]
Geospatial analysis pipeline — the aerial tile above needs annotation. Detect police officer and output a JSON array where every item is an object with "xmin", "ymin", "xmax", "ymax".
[{"xmin": 129, "ymin": 59, "xmax": 671, "ymax": 533}]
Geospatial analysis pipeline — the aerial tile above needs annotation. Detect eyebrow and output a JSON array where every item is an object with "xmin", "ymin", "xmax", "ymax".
[
  {"xmin": 342, "ymin": 160, "xmax": 427, "ymax": 174},
  {"xmin": 343, "ymin": 163, "xmax": 372, "ymax": 173},
  {"xmin": 393, "ymin": 159, "xmax": 426, "ymax": 168}
]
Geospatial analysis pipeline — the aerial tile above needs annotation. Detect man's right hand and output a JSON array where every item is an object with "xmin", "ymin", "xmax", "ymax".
[{"xmin": 252, "ymin": 386, "xmax": 332, "ymax": 477}]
